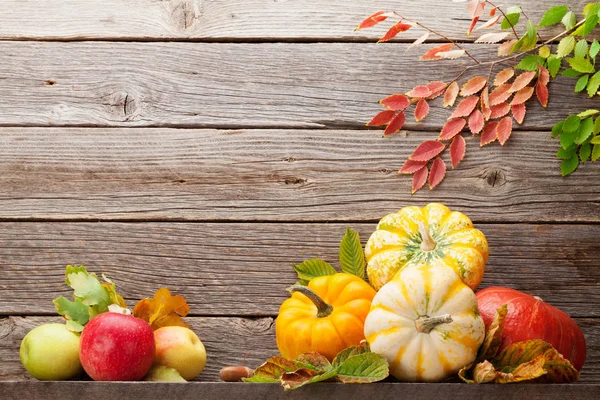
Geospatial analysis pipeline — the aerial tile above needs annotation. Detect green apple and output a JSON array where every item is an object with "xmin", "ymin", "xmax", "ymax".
[
  {"xmin": 20, "ymin": 323, "xmax": 83, "ymax": 380},
  {"xmin": 153, "ymin": 326, "xmax": 207, "ymax": 380}
]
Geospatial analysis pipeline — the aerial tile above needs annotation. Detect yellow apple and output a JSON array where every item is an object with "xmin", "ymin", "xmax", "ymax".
[
  {"xmin": 20, "ymin": 323, "xmax": 83, "ymax": 380},
  {"xmin": 153, "ymin": 326, "xmax": 207, "ymax": 380}
]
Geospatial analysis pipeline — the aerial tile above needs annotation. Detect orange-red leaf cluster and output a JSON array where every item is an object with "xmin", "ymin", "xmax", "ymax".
[{"xmin": 133, "ymin": 288, "xmax": 190, "ymax": 330}]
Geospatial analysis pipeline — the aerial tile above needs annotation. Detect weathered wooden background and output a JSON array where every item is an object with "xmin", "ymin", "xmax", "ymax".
[{"xmin": 0, "ymin": 0, "xmax": 598, "ymax": 396}]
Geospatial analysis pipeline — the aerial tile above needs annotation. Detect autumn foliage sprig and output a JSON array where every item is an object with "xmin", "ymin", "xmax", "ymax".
[{"xmin": 357, "ymin": 1, "xmax": 600, "ymax": 193}]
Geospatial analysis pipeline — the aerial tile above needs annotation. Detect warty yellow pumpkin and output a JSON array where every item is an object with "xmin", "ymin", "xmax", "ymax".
[
  {"xmin": 365, "ymin": 203, "xmax": 488, "ymax": 291},
  {"xmin": 276, "ymin": 273, "xmax": 376, "ymax": 361},
  {"xmin": 364, "ymin": 263, "xmax": 485, "ymax": 382}
]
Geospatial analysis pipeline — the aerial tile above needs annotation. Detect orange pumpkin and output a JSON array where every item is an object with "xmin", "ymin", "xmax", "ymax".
[{"xmin": 276, "ymin": 273, "xmax": 376, "ymax": 361}]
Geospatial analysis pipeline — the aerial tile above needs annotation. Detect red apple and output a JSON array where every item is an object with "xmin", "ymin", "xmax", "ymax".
[{"xmin": 80, "ymin": 312, "xmax": 155, "ymax": 381}]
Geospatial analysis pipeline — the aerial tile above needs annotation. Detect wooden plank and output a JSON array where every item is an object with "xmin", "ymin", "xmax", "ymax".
[
  {"xmin": 0, "ymin": 42, "xmax": 595, "ymax": 129},
  {"xmin": 1, "ymin": 316, "xmax": 598, "ymax": 384},
  {"xmin": 0, "ymin": 1, "xmax": 590, "ymax": 41},
  {"xmin": 0, "ymin": 223, "xmax": 598, "ymax": 317},
  {"xmin": 0, "ymin": 382, "xmax": 599, "ymax": 400},
  {"xmin": 1, "ymin": 128, "xmax": 599, "ymax": 222}
]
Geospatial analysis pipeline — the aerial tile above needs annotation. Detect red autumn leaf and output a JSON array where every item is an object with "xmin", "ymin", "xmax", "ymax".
[
  {"xmin": 480, "ymin": 121, "xmax": 499, "ymax": 146},
  {"xmin": 469, "ymin": 110, "xmax": 485, "ymax": 134},
  {"xmin": 481, "ymin": 86, "xmax": 491, "ymax": 120},
  {"xmin": 493, "ymin": 68, "xmax": 516, "ymax": 87},
  {"xmin": 467, "ymin": 16, "xmax": 480, "ymax": 36},
  {"xmin": 412, "ymin": 166, "xmax": 428, "ymax": 194},
  {"xmin": 406, "ymin": 85, "xmax": 432, "ymax": 99},
  {"xmin": 498, "ymin": 39, "xmax": 518, "ymax": 56},
  {"xmin": 510, "ymin": 71, "xmax": 537, "ymax": 93},
  {"xmin": 356, "ymin": 11, "xmax": 389, "ymax": 30},
  {"xmin": 538, "ymin": 65, "xmax": 550, "ymax": 86},
  {"xmin": 379, "ymin": 21, "xmax": 413, "ymax": 43},
  {"xmin": 460, "ymin": 76, "xmax": 487, "ymax": 96},
  {"xmin": 440, "ymin": 118, "xmax": 467, "ymax": 140},
  {"xmin": 511, "ymin": 86, "xmax": 535, "ymax": 105},
  {"xmin": 450, "ymin": 96, "xmax": 480, "ymax": 119},
  {"xmin": 468, "ymin": 0, "xmax": 485, "ymax": 19},
  {"xmin": 380, "ymin": 94, "xmax": 410, "ymax": 111},
  {"xmin": 489, "ymin": 84, "xmax": 512, "ymax": 106},
  {"xmin": 366, "ymin": 110, "xmax": 396, "ymax": 126},
  {"xmin": 490, "ymin": 6, "xmax": 498, "ymax": 17},
  {"xmin": 410, "ymin": 140, "xmax": 446, "ymax": 161},
  {"xmin": 512, "ymin": 103, "xmax": 526, "ymax": 124},
  {"xmin": 399, "ymin": 158, "xmax": 428, "ymax": 174},
  {"xmin": 497, "ymin": 116, "xmax": 513, "ymax": 145},
  {"xmin": 443, "ymin": 82, "xmax": 460, "ymax": 108},
  {"xmin": 490, "ymin": 102, "xmax": 511, "ymax": 119},
  {"xmin": 384, "ymin": 111, "xmax": 406, "ymax": 136},
  {"xmin": 420, "ymin": 43, "xmax": 453, "ymax": 61},
  {"xmin": 429, "ymin": 157, "xmax": 447, "ymax": 189},
  {"xmin": 536, "ymin": 82, "xmax": 549, "ymax": 108},
  {"xmin": 427, "ymin": 81, "xmax": 448, "ymax": 99},
  {"xmin": 494, "ymin": 68, "xmax": 515, "ymax": 87},
  {"xmin": 450, "ymin": 135, "xmax": 466, "ymax": 168},
  {"xmin": 415, "ymin": 99, "xmax": 430, "ymax": 121}
]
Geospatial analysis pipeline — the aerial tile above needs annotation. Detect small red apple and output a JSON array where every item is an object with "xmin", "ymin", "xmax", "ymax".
[{"xmin": 80, "ymin": 312, "xmax": 155, "ymax": 381}]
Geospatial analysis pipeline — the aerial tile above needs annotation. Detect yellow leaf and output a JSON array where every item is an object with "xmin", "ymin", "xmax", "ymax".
[{"xmin": 133, "ymin": 288, "xmax": 190, "ymax": 330}]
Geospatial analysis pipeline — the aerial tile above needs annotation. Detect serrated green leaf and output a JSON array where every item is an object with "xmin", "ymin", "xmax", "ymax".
[
  {"xmin": 594, "ymin": 118, "xmax": 600, "ymax": 134},
  {"xmin": 591, "ymin": 40, "xmax": 600, "ymax": 58},
  {"xmin": 592, "ymin": 143, "xmax": 600, "ymax": 161},
  {"xmin": 65, "ymin": 265, "xmax": 112, "ymax": 311},
  {"xmin": 66, "ymin": 320, "xmax": 84, "ymax": 332},
  {"xmin": 561, "ymin": 155, "xmax": 579, "ymax": 176},
  {"xmin": 547, "ymin": 55, "xmax": 562, "ymax": 78},
  {"xmin": 587, "ymin": 71, "xmax": 600, "ymax": 97},
  {"xmin": 566, "ymin": 57, "xmax": 595, "ymax": 73},
  {"xmin": 577, "ymin": 109, "xmax": 599, "ymax": 118},
  {"xmin": 339, "ymin": 227, "xmax": 366, "ymax": 280},
  {"xmin": 572, "ymin": 10, "xmax": 599, "ymax": 37},
  {"xmin": 561, "ymin": 129, "xmax": 578, "ymax": 149},
  {"xmin": 335, "ymin": 352, "xmax": 389, "ymax": 384},
  {"xmin": 53, "ymin": 296, "xmax": 90, "ymax": 326},
  {"xmin": 561, "ymin": 68, "xmax": 582, "ymax": 77},
  {"xmin": 580, "ymin": 143, "xmax": 592, "ymax": 162},
  {"xmin": 293, "ymin": 258, "xmax": 337, "ymax": 283},
  {"xmin": 557, "ymin": 145, "xmax": 578, "ymax": 159},
  {"xmin": 144, "ymin": 366, "xmax": 186, "ymax": 382},
  {"xmin": 575, "ymin": 74, "xmax": 589, "ymax": 92},
  {"xmin": 576, "ymin": 118, "xmax": 594, "ymax": 143},
  {"xmin": 552, "ymin": 121, "xmax": 564, "ymax": 138},
  {"xmin": 574, "ymin": 39, "xmax": 590, "ymax": 58},
  {"xmin": 592, "ymin": 135, "xmax": 600, "ymax": 144},
  {"xmin": 502, "ymin": 13, "xmax": 521, "ymax": 30},
  {"xmin": 515, "ymin": 55, "xmax": 544, "ymax": 71},
  {"xmin": 539, "ymin": 5, "xmax": 569, "ymax": 27},
  {"xmin": 557, "ymin": 36, "xmax": 576, "ymax": 58},
  {"xmin": 562, "ymin": 115, "xmax": 581, "ymax": 133},
  {"xmin": 332, "ymin": 343, "xmax": 370, "ymax": 368},
  {"xmin": 562, "ymin": 11, "xmax": 577, "ymax": 31}
]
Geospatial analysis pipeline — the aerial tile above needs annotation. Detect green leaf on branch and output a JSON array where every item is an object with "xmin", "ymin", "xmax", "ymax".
[
  {"xmin": 335, "ymin": 352, "xmax": 389, "ymax": 384},
  {"xmin": 574, "ymin": 39, "xmax": 590, "ymax": 58},
  {"xmin": 512, "ymin": 21, "xmax": 537, "ymax": 52},
  {"xmin": 566, "ymin": 57, "xmax": 595, "ymax": 73},
  {"xmin": 547, "ymin": 55, "xmax": 562, "ymax": 78},
  {"xmin": 594, "ymin": 117, "xmax": 600, "ymax": 134},
  {"xmin": 561, "ymin": 155, "xmax": 580, "ymax": 176},
  {"xmin": 561, "ymin": 129, "xmax": 578, "ymax": 149},
  {"xmin": 575, "ymin": 75, "xmax": 589, "ymax": 92},
  {"xmin": 562, "ymin": 115, "xmax": 581, "ymax": 133},
  {"xmin": 293, "ymin": 259, "xmax": 337, "ymax": 285},
  {"xmin": 576, "ymin": 118, "xmax": 594, "ymax": 144},
  {"xmin": 501, "ymin": 7, "xmax": 521, "ymax": 30},
  {"xmin": 572, "ymin": 4, "xmax": 600, "ymax": 37},
  {"xmin": 557, "ymin": 145, "xmax": 578, "ymax": 160},
  {"xmin": 552, "ymin": 121, "xmax": 564, "ymax": 138},
  {"xmin": 515, "ymin": 55, "xmax": 544, "ymax": 71},
  {"xmin": 592, "ymin": 144, "xmax": 600, "ymax": 161},
  {"xmin": 333, "ymin": 342, "xmax": 371, "ymax": 368},
  {"xmin": 339, "ymin": 227, "xmax": 366, "ymax": 280},
  {"xmin": 577, "ymin": 109, "xmax": 599, "ymax": 118},
  {"xmin": 591, "ymin": 40, "xmax": 600, "ymax": 58},
  {"xmin": 538, "ymin": 5, "xmax": 569, "ymax": 27},
  {"xmin": 593, "ymin": 135, "xmax": 600, "ymax": 144},
  {"xmin": 587, "ymin": 71, "xmax": 600, "ymax": 97},
  {"xmin": 562, "ymin": 11, "xmax": 577, "ymax": 31},
  {"xmin": 561, "ymin": 68, "xmax": 582, "ymax": 77},
  {"xmin": 557, "ymin": 36, "xmax": 576, "ymax": 58},
  {"xmin": 65, "ymin": 265, "xmax": 112, "ymax": 314},
  {"xmin": 53, "ymin": 296, "xmax": 90, "ymax": 327},
  {"xmin": 580, "ymin": 143, "xmax": 592, "ymax": 162}
]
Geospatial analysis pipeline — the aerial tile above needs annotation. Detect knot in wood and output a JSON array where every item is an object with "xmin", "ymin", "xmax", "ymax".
[{"xmin": 484, "ymin": 168, "xmax": 506, "ymax": 188}]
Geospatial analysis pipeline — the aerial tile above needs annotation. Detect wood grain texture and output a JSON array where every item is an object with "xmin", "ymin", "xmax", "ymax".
[
  {"xmin": 1, "ymin": 316, "xmax": 598, "ymax": 384},
  {"xmin": 0, "ymin": 42, "xmax": 596, "ymax": 129},
  {"xmin": 0, "ymin": 0, "xmax": 590, "ymax": 41},
  {"xmin": 1, "ymin": 128, "xmax": 599, "ymax": 222},
  {"xmin": 0, "ymin": 223, "xmax": 598, "ymax": 317}
]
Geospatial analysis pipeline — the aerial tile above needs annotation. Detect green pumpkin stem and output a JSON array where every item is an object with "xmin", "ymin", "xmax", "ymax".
[
  {"xmin": 418, "ymin": 222, "xmax": 437, "ymax": 251},
  {"xmin": 415, "ymin": 314, "xmax": 453, "ymax": 334},
  {"xmin": 288, "ymin": 285, "xmax": 333, "ymax": 318}
]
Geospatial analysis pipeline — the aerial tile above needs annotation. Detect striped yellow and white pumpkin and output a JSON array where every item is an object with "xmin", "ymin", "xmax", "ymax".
[
  {"xmin": 364, "ymin": 263, "xmax": 485, "ymax": 382},
  {"xmin": 365, "ymin": 203, "xmax": 488, "ymax": 291}
]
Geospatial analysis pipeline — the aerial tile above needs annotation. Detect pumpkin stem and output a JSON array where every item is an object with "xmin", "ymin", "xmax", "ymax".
[
  {"xmin": 418, "ymin": 222, "xmax": 437, "ymax": 251},
  {"xmin": 288, "ymin": 285, "xmax": 333, "ymax": 318},
  {"xmin": 414, "ymin": 314, "xmax": 453, "ymax": 334}
]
